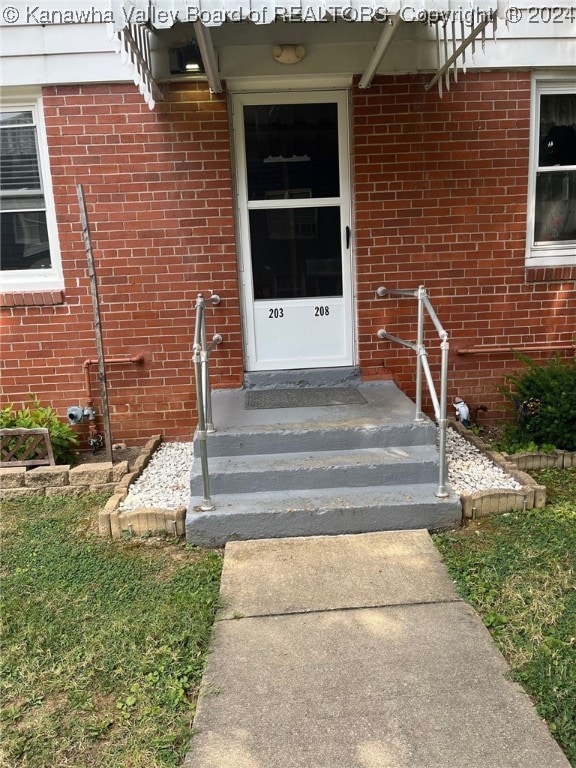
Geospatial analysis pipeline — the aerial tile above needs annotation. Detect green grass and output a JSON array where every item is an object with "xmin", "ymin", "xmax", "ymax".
[
  {"xmin": 0, "ymin": 494, "xmax": 223, "ymax": 768},
  {"xmin": 435, "ymin": 467, "xmax": 576, "ymax": 766}
]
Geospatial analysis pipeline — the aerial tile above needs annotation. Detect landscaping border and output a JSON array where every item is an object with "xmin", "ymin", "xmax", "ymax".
[
  {"xmin": 5, "ymin": 424, "xmax": 565, "ymax": 537},
  {"xmin": 449, "ymin": 420, "xmax": 548, "ymax": 520},
  {"xmin": 104, "ymin": 424, "xmax": 556, "ymax": 539},
  {"xmin": 500, "ymin": 448, "xmax": 575, "ymax": 471},
  {"xmin": 98, "ymin": 436, "xmax": 187, "ymax": 539},
  {"xmin": 0, "ymin": 457, "xmax": 130, "ymax": 499},
  {"xmin": 0, "ymin": 434, "xmax": 185, "ymax": 540}
]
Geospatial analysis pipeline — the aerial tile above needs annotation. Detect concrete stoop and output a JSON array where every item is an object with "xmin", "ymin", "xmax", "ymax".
[{"xmin": 186, "ymin": 380, "xmax": 462, "ymax": 546}]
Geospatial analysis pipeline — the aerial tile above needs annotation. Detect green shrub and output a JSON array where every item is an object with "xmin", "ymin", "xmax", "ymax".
[
  {"xmin": 492, "ymin": 426, "xmax": 557, "ymax": 455},
  {"xmin": 1, "ymin": 397, "xmax": 78, "ymax": 465},
  {"xmin": 499, "ymin": 354, "xmax": 576, "ymax": 452}
]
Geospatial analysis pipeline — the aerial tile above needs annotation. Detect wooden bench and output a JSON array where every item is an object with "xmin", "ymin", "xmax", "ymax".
[{"xmin": 0, "ymin": 428, "xmax": 56, "ymax": 468}]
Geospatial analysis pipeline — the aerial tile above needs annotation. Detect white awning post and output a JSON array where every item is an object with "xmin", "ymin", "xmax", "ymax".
[
  {"xmin": 193, "ymin": 22, "xmax": 223, "ymax": 94},
  {"xmin": 358, "ymin": 14, "xmax": 402, "ymax": 90}
]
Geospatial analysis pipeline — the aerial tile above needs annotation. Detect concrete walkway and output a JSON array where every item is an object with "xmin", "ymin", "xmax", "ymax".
[{"xmin": 184, "ymin": 531, "xmax": 570, "ymax": 768}]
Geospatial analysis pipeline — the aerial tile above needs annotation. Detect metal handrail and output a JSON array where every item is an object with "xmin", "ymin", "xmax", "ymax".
[
  {"xmin": 192, "ymin": 292, "xmax": 222, "ymax": 511},
  {"xmin": 375, "ymin": 285, "xmax": 449, "ymax": 498}
]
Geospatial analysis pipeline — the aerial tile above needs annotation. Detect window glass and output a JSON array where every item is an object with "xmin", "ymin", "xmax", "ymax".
[
  {"xmin": 538, "ymin": 94, "xmax": 576, "ymax": 166},
  {"xmin": 244, "ymin": 103, "xmax": 340, "ymax": 201},
  {"xmin": 249, "ymin": 206, "xmax": 342, "ymax": 299},
  {"xmin": 0, "ymin": 108, "xmax": 51, "ymax": 271},
  {"xmin": 534, "ymin": 93, "xmax": 576, "ymax": 246},
  {"xmin": 535, "ymin": 171, "xmax": 576, "ymax": 243}
]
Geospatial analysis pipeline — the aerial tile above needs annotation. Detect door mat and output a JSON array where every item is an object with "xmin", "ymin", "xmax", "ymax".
[{"xmin": 245, "ymin": 387, "xmax": 367, "ymax": 410}]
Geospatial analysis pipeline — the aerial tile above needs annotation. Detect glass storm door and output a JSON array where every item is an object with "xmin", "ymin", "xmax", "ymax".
[{"xmin": 233, "ymin": 91, "xmax": 353, "ymax": 371}]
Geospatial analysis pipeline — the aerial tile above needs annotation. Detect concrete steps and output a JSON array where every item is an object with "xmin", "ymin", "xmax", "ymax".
[
  {"xmin": 187, "ymin": 484, "xmax": 461, "ymax": 547},
  {"xmin": 186, "ymin": 379, "xmax": 461, "ymax": 546},
  {"xmin": 191, "ymin": 445, "xmax": 441, "ymax": 495},
  {"xmin": 196, "ymin": 421, "xmax": 436, "ymax": 457}
]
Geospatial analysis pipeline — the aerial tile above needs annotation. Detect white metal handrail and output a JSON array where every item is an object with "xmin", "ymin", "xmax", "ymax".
[
  {"xmin": 193, "ymin": 292, "xmax": 223, "ymax": 511},
  {"xmin": 375, "ymin": 285, "xmax": 449, "ymax": 498}
]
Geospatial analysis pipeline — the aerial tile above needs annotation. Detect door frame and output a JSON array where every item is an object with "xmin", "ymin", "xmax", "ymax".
[{"xmin": 231, "ymin": 89, "xmax": 355, "ymax": 372}]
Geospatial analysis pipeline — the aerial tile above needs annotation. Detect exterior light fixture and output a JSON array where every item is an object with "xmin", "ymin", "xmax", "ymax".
[
  {"xmin": 272, "ymin": 45, "xmax": 306, "ymax": 64},
  {"xmin": 169, "ymin": 42, "xmax": 204, "ymax": 75}
]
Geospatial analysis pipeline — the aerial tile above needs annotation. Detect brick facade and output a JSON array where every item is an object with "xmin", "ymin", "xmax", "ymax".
[
  {"xmin": 2, "ymin": 83, "xmax": 243, "ymax": 444},
  {"xmin": 1, "ymin": 74, "xmax": 574, "ymax": 445},
  {"xmin": 354, "ymin": 72, "xmax": 575, "ymax": 419}
]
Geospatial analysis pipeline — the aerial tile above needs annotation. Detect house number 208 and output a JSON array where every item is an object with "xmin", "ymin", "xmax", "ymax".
[{"xmin": 314, "ymin": 306, "xmax": 330, "ymax": 317}]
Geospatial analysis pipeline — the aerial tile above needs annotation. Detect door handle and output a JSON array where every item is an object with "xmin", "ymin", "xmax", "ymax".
[{"xmin": 345, "ymin": 226, "xmax": 351, "ymax": 249}]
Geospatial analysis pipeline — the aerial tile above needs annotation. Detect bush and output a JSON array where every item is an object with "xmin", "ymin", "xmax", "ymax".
[
  {"xmin": 500, "ymin": 354, "xmax": 576, "ymax": 452},
  {"xmin": 1, "ymin": 397, "xmax": 78, "ymax": 465},
  {"xmin": 492, "ymin": 426, "xmax": 556, "ymax": 455}
]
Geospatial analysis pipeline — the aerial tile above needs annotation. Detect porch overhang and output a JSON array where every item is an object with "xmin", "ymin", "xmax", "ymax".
[
  {"xmin": 109, "ymin": 1, "xmax": 573, "ymax": 107},
  {"xmin": 110, "ymin": 1, "xmax": 525, "ymax": 30}
]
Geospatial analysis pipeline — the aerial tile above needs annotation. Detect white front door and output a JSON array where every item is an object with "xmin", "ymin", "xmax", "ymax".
[{"xmin": 233, "ymin": 91, "xmax": 354, "ymax": 371}]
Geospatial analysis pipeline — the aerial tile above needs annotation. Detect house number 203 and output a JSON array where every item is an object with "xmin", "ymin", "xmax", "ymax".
[
  {"xmin": 268, "ymin": 308, "xmax": 284, "ymax": 318},
  {"xmin": 314, "ymin": 306, "xmax": 330, "ymax": 317}
]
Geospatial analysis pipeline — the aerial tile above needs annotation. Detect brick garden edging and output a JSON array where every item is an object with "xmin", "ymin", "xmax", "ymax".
[
  {"xmin": 449, "ymin": 420, "xmax": 548, "ymax": 520},
  {"xmin": 106, "ymin": 424, "xmax": 563, "ymax": 537},
  {"xmin": 98, "ymin": 436, "xmax": 187, "ymax": 540}
]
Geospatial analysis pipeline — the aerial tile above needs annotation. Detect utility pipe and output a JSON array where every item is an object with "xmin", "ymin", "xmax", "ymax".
[
  {"xmin": 456, "ymin": 343, "xmax": 576, "ymax": 355},
  {"xmin": 82, "ymin": 355, "xmax": 144, "ymax": 446},
  {"xmin": 78, "ymin": 182, "xmax": 113, "ymax": 461},
  {"xmin": 83, "ymin": 355, "xmax": 144, "ymax": 409}
]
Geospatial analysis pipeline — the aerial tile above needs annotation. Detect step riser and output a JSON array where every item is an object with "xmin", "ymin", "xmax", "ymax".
[
  {"xmin": 243, "ymin": 366, "xmax": 361, "ymax": 389},
  {"xmin": 186, "ymin": 503, "xmax": 461, "ymax": 548},
  {"xmin": 197, "ymin": 423, "xmax": 436, "ymax": 458},
  {"xmin": 190, "ymin": 460, "xmax": 439, "ymax": 495}
]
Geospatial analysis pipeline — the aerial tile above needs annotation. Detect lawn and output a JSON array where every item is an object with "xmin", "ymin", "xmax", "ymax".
[
  {"xmin": 2, "ymin": 472, "xmax": 575, "ymax": 768},
  {"xmin": 435, "ymin": 467, "xmax": 576, "ymax": 766},
  {"xmin": 0, "ymin": 494, "xmax": 222, "ymax": 768}
]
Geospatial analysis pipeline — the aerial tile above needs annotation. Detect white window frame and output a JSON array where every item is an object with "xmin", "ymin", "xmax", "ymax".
[
  {"xmin": 526, "ymin": 73, "xmax": 576, "ymax": 268},
  {"xmin": 0, "ymin": 88, "xmax": 63, "ymax": 292}
]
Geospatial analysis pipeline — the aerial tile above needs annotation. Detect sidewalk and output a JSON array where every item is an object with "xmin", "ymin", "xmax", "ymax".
[{"xmin": 184, "ymin": 531, "xmax": 571, "ymax": 768}]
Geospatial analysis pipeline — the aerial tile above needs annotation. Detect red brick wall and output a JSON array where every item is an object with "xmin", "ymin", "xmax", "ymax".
[
  {"xmin": 2, "ymin": 74, "xmax": 575, "ymax": 446},
  {"xmin": 354, "ymin": 72, "xmax": 576, "ymax": 422},
  {"xmin": 1, "ymin": 82, "xmax": 243, "ymax": 444}
]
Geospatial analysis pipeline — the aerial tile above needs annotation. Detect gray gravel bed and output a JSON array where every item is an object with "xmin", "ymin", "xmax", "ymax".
[{"xmin": 118, "ymin": 428, "xmax": 523, "ymax": 511}]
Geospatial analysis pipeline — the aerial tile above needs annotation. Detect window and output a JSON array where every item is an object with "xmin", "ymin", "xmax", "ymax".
[
  {"xmin": 527, "ymin": 76, "xmax": 576, "ymax": 267},
  {"xmin": 0, "ymin": 96, "xmax": 62, "ymax": 290}
]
